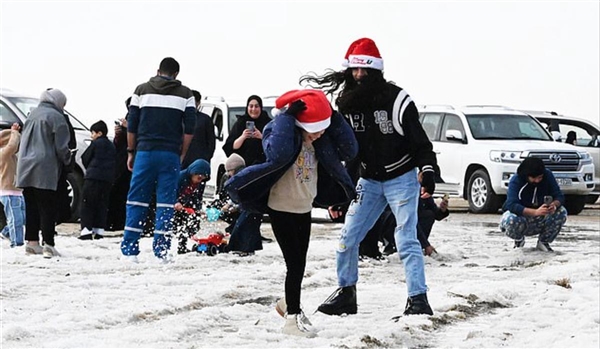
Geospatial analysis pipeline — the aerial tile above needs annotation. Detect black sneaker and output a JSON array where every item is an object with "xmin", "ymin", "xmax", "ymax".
[
  {"xmin": 403, "ymin": 293, "xmax": 433, "ymax": 316},
  {"xmin": 317, "ymin": 285, "xmax": 357, "ymax": 316},
  {"xmin": 514, "ymin": 238, "xmax": 525, "ymax": 248},
  {"xmin": 536, "ymin": 240, "xmax": 554, "ymax": 252}
]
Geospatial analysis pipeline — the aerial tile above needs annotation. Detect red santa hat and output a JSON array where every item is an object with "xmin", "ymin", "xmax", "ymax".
[
  {"xmin": 342, "ymin": 37, "xmax": 383, "ymax": 71},
  {"xmin": 275, "ymin": 89, "xmax": 331, "ymax": 133}
]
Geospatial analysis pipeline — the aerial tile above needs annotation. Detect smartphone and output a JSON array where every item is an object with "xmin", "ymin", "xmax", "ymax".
[
  {"xmin": 114, "ymin": 120, "xmax": 121, "ymax": 126},
  {"xmin": 443, "ymin": 193, "xmax": 450, "ymax": 201},
  {"xmin": 543, "ymin": 195, "xmax": 553, "ymax": 206},
  {"xmin": 246, "ymin": 121, "xmax": 255, "ymax": 132}
]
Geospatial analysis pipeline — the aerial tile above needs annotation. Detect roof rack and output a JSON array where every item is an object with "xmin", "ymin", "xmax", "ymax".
[
  {"xmin": 464, "ymin": 105, "xmax": 512, "ymax": 109},
  {"xmin": 521, "ymin": 110, "xmax": 559, "ymax": 116},
  {"xmin": 202, "ymin": 96, "xmax": 225, "ymax": 102},
  {"xmin": 418, "ymin": 104, "xmax": 455, "ymax": 110}
]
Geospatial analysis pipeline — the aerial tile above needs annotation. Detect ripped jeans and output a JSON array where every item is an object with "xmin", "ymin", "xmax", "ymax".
[{"xmin": 336, "ymin": 169, "xmax": 428, "ymax": 297}]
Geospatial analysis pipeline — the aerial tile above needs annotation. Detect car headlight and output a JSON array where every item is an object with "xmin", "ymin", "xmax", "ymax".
[
  {"xmin": 490, "ymin": 150, "xmax": 523, "ymax": 163},
  {"xmin": 579, "ymin": 151, "xmax": 593, "ymax": 164}
]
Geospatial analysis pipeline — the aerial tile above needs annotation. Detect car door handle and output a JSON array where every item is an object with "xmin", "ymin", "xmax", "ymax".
[{"xmin": 434, "ymin": 150, "xmax": 441, "ymax": 154}]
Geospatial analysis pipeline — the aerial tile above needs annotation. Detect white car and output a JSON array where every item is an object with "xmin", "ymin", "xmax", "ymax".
[
  {"xmin": 199, "ymin": 96, "xmax": 277, "ymax": 196},
  {"xmin": 418, "ymin": 105, "xmax": 595, "ymax": 215},
  {"xmin": 0, "ymin": 88, "xmax": 90, "ymax": 221},
  {"xmin": 524, "ymin": 110, "xmax": 600, "ymax": 204}
]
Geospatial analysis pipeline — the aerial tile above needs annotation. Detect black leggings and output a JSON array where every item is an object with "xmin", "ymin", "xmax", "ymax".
[
  {"xmin": 23, "ymin": 187, "xmax": 58, "ymax": 246},
  {"xmin": 268, "ymin": 208, "xmax": 311, "ymax": 315}
]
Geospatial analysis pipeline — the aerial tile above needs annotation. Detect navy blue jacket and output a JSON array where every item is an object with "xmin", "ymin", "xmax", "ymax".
[
  {"xmin": 81, "ymin": 135, "xmax": 116, "ymax": 183},
  {"xmin": 503, "ymin": 168, "xmax": 565, "ymax": 215},
  {"xmin": 225, "ymin": 111, "xmax": 358, "ymax": 214}
]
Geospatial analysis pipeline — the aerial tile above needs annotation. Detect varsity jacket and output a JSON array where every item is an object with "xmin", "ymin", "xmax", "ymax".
[
  {"xmin": 128, "ymin": 76, "xmax": 196, "ymax": 154},
  {"xmin": 342, "ymin": 84, "xmax": 436, "ymax": 180},
  {"xmin": 225, "ymin": 111, "xmax": 358, "ymax": 214}
]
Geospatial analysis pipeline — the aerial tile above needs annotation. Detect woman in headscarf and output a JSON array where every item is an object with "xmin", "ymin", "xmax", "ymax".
[{"xmin": 222, "ymin": 95, "xmax": 271, "ymax": 166}]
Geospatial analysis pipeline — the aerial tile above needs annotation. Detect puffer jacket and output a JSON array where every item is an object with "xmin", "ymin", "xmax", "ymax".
[{"xmin": 225, "ymin": 111, "xmax": 358, "ymax": 214}]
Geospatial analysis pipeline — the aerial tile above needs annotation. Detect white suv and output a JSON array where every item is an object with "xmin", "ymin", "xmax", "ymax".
[
  {"xmin": 0, "ymin": 88, "xmax": 90, "ymax": 221},
  {"xmin": 524, "ymin": 110, "xmax": 600, "ymax": 204},
  {"xmin": 418, "ymin": 105, "xmax": 595, "ymax": 215},
  {"xmin": 198, "ymin": 96, "xmax": 276, "ymax": 196}
]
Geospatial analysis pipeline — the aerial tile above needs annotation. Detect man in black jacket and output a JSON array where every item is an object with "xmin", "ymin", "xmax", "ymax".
[{"xmin": 182, "ymin": 90, "xmax": 216, "ymax": 169}]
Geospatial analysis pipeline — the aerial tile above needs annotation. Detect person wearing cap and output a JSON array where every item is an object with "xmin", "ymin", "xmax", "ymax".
[
  {"xmin": 121, "ymin": 57, "xmax": 196, "ymax": 262},
  {"xmin": 225, "ymin": 89, "xmax": 358, "ymax": 337},
  {"xmin": 501, "ymin": 157, "xmax": 567, "ymax": 252},
  {"xmin": 173, "ymin": 159, "xmax": 211, "ymax": 254},
  {"xmin": 301, "ymin": 38, "xmax": 437, "ymax": 316},
  {"xmin": 16, "ymin": 88, "xmax": 72, "ymax": 258}
]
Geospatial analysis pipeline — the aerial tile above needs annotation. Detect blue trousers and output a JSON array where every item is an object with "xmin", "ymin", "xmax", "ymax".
[
  {"xmin": 336, "ymin": 169, "xmax": 428, "ymax": 297},
  {"xmin": 121, "ymin": 151, "xmax": 179, "ymax": 258},
  {"xmin": 501, "ymin": 206, "xmax": 568, "ymax": 243},
  {"xmin": 0, "ymin": 195, "xmax": 25, "ymax": 247}
]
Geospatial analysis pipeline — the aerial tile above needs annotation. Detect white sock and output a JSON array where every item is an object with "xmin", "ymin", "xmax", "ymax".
[{"xmin": 92, "ymin": 228, "xmax": 105, "ymax": 236}]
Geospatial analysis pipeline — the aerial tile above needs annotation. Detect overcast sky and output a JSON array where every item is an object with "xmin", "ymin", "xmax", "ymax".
[{"xmin": 1, "ymin": 0, "xmax": 598, "ymax": 128}]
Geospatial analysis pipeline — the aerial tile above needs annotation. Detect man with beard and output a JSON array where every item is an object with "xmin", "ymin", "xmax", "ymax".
[{"xmin": 301, "ymin": 38, "xmax": 437, "ymax": 316}]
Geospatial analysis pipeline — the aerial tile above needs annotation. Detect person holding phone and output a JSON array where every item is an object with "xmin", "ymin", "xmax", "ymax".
[
  {"xmin": 501, "ymin": 157, "xmax": 567, "ymax": 252},
  {"xmin": 222, "ymin": 95, "xmax": 272, "ymax": 255}
]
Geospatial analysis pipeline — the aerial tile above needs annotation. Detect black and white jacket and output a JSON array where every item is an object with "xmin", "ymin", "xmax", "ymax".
[{"xmin": 342, "ymin": 84, "xmax": 436, "ymax": 181}]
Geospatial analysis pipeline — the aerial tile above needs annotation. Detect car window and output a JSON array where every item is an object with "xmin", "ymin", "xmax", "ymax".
[
  {"xmin": 419, "ymin": 113, "xmax": 443, "ymax": 140},
  {"xmin": 466, "ymin": 114, "xmax": 551, "ymax": 140},
  {"xmin": 5, "ymin": 96, "xmax": 88, "ymax": 131},
  {"xmin": 0, "ymin": 101, "xmax": 20, "ymax": 125},
  {"xmin": 212, "ymin": 107, "xmax": 224, "ymax": 141},
  {"xmin": 440, "ymin": 114, "xmax": 465, "ymax": 142},
  {"xmin": 540, "ymin": 119, "xmax": 599, "ymax": 147}
]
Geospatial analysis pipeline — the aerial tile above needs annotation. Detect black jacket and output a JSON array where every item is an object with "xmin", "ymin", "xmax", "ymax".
[
  {"xmin": 182, "ymin": 111, "xmax": 216, "ymax": 169},
  {"xmin": 81, "ymin": 136, "xmax": 116, "ymax": 183}
]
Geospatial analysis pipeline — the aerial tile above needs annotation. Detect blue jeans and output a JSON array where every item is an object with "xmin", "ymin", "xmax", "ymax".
[
  {"xmin": 121, "ymin": 151, "xmax": 180, "ymax": 258},
  {"xmin": 0, "ymin": 195, "xmax": 25, "ymax": 247},
  {"xmin": 501, "ymin": 206, "xmax": 567, "ymax": 243},
  {"xmin": 336, "ymin": 169, "xmax": 428, "ymax": 297}
]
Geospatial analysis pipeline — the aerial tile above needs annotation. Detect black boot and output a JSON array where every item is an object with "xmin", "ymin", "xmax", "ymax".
[
  {"xmin": 317, "ymin": 285, "xmax": 357, "ymax": 315},
  {"xmin": 403, "ymin": 293, "xmax": 433, "ymax": 315}
]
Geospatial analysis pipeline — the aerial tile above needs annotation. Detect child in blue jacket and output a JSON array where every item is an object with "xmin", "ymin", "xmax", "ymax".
[{"xmin": 175, "ymin": 159, "xmax": 210, "ymax": 254}]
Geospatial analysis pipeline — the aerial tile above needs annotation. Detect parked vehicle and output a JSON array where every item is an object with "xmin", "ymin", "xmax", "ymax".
[
  {"xmin": 524, "ymin": 110, "xmax": 600, "ymax": 204},
  {"xmin": 418, "ymin": 105, "xmax": 594, "ymax": 215},
  {"xmin": 198, "ymin": 95, "xmax": 276, "ymax": 196},
  {"xmin": 0, "ymin": 88, "xmax": 90, "ymax": 223}
]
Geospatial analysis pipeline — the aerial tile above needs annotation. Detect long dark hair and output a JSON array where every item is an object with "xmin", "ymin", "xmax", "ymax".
[{"xmin": 300, "ymin": 68, "xmax": 393, "ymax": 112}]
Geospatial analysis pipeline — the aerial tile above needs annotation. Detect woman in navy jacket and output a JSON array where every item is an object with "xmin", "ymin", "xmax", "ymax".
[
  {"xmin": 225, "ymin": 89, "xmax": 357, "ymax": 337},
  {"xmin": 501, "ymin": 157, "xmax": 567, "ymax": 252}
]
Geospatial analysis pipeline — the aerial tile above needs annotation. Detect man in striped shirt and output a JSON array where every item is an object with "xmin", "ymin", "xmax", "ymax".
[{"xmin": 121, "ymin": 57, "xmax": 196, "ymax": 262}]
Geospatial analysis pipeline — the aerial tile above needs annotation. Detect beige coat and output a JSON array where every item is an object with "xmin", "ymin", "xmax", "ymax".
[{"xmin": 0, "ymin": 129, "xmax": 21, "ymax": 192}]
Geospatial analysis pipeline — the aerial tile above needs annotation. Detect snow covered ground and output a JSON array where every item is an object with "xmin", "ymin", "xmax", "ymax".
[{"xmin": 1, "ymin": 208, "xmax": 599, "ymax": 348}]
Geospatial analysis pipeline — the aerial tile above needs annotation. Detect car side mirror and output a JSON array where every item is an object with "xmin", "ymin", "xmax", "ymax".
[
  {"xmin": 550, "ymin": 131, "xmax": 562, "ymax": 142},
  {"xmin": 445, "ymin": 129, "xmax": 465, "ymax": 143}
]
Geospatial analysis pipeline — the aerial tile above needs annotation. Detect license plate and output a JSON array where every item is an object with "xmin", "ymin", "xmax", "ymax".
[{"xmin": 556, "ymin": 178, "xmax": 572, "ymax": 186}]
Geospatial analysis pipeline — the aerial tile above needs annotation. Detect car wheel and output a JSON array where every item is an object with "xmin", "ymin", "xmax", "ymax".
[
  {"xmin": 207, "ymin": 244, "xmax": 218, "ymax": 256},
  {"xmin": 467, "ymin": 169, "xmax": 501, "ymax": 214},
  {"xmin": 564, "ymin": 195, "xmax": 586, "ymax": 215},
  {"xmin": 585, "ymin": 194, "xmax": 599, "ymax": 205},
  {"xmin": 66, "ymin": 171, "xmax": 84, "ymax": 222}
]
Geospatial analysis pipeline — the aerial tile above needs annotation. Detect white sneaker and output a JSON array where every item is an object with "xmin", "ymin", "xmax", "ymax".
[
  {"xmin": 282, "ymin": 314, "xmax": 316, "ymax": 338},
  {"xmin": 42, "ymin": 245, "xmax": 61, "ymax": 259},
  {"xmin": 25, "ymin": 243, "xmax": 43, "ymax": 255},
  {"xmin": 536, "ymin": 240, "xmax": 554, "ymax": 252},
  {"xmin": 275, "ymin": 298, "xmax": 312, "ymax": 326},
  {"xmin": 122, "ymin": 255, "xmax": 139, "ymax": 263}
]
